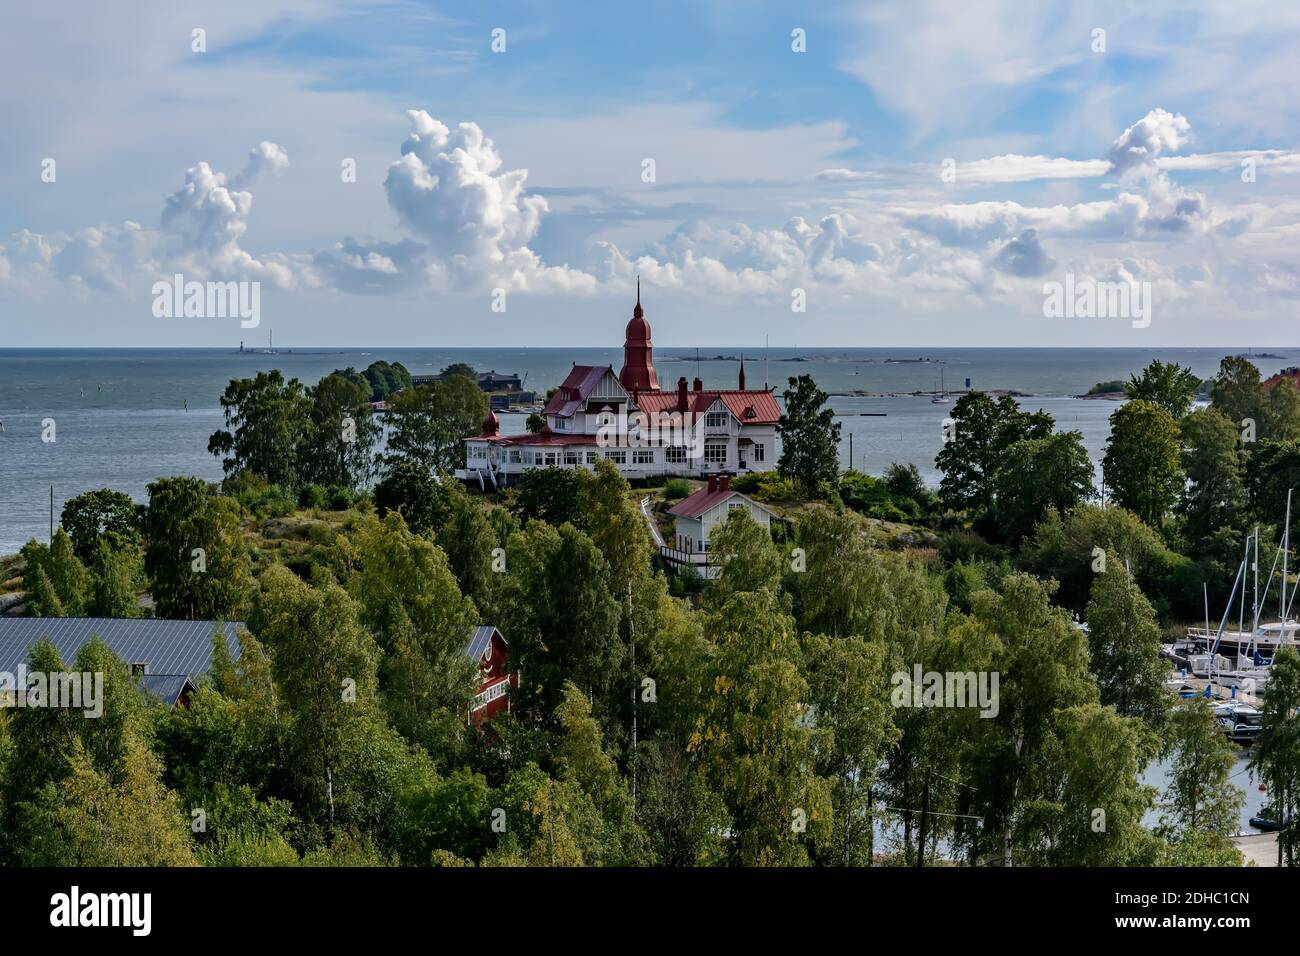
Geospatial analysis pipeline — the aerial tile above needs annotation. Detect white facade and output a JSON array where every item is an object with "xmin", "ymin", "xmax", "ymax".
[
  {"xmin": 459, "ymin": 367, "xmax": 779, "ymax": 487},
  {"xmin": 671, "ymin": 492, "xmax": 773, "ymax": 555}
]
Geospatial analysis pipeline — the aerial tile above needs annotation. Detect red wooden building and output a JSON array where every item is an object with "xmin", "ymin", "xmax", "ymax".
[{"xmin": 465, "ymin": 626, "xmax": 517, "ymax": 724}]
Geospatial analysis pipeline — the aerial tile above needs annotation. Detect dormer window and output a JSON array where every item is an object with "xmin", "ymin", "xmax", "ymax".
[{"xmin": 130, "ymin": 662, "xmax": 149, "ymax": 676}]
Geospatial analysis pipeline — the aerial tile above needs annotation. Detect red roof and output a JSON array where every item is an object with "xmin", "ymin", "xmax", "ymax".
[
  {"xmin": 1264, "ymin": 367, "xmax": 1300, "ymax": 389},
  {"xmin": 543, "ymin": 365, "xmax": 617, "ymax": 418},
  {"xmin": 634, "ymin": 389, "xmax": 781, "ymax": 424},
  {"xmin": 668, "ymin": 487, "xmax": 747, "ymax": 519}
]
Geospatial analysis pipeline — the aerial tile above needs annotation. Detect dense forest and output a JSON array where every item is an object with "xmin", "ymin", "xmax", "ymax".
[{"xmin": 4, "ymin": 357, "xmax": 1300, "ymax": 867}]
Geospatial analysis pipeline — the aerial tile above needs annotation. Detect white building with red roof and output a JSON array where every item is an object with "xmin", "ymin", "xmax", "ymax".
[
  {"xmin": 664, "ymin": 474, "xmax": 775, "ymax": 577},
  {"xmin": 459, "ymin": 285, "xmax": 780, "ymax": 487}
]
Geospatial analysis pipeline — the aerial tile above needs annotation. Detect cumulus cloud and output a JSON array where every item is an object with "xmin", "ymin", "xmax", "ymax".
[
  {"xmin": 231, "ymin": 141, "xmax": 289, "ymax": 189},
  {"xmin": 992, "ymin": 229, "xmax": 1055, "ymax": 277},
  {"xmin": 2, "ymin": 142, "xmax": 306, "ymax": 295},
  {"xmin": 1106, "ymin": 108, "xmax": 1192, "ymax": 179}
]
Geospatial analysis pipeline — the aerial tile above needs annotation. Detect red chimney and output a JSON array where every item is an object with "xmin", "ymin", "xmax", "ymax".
[
  {"xmin": 719, "ymin": 475, "xmax": 731, "ymax": 492},
  {"xmin": 707, "ymin": 475, "xmax": 718, "ymax": 493},
  {"xmin": 693, "ymin": 376, "xmax": 703, "ymax": 392},
  {"xmin": 677, "ymin": 376, "xmax": 688, "ymax": 412}
]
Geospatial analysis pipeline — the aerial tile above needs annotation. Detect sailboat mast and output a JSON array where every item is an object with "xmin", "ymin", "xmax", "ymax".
[{"xmin": 1284, "ymin": 489, "xmax": 1292, "ymax": 636}]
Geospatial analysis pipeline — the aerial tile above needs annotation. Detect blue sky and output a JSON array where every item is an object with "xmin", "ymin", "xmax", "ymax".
[{"xmin": 2, "ymin": 0, "xmax": 1299, "ymax": 346}]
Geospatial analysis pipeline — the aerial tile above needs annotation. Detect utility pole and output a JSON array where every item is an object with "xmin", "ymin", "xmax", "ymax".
[
  {"xmin": 628, "ymin": 578, "xmax": 637, "ymax": 815},
  {"xmin": 49, "ymin": 485, "xmax": 54, "ymax": 542},
  {"xmin": 916, "ymin": 767, "xmax": 931, "ymax": 868}
]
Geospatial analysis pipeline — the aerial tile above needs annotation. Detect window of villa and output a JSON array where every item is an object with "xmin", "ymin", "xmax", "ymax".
[
  {"xmin": 706, "ymin": 411, "xmax": 728, "ymax": 428},
  {"xmin": 705, "ymin": 443, "xmax": 727, "ymax": 464},
  {"xmin": 753, "ymin": 444, "xmax": 765, "ymax": 462},
  {"xmin": 605, "ymin": 450, "xmax": 627, "ymax": 464},
  {"xmin": 633, "ymin": 449, "xmax": 654, "ymax": 464},
  {"xmin": 666, "ymin": 445, "xmax": 687, "ymax": 463}
]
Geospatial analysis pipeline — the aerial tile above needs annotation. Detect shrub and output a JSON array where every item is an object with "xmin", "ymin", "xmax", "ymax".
[
  {"xmin": 663, "ymin": 478, "xmax": 691, "ymax": 501},
  {"xmin": 325, "ymin": 485, "xmax": 355, "ymax": 511},
  {"xmin": 298, "ymin": 483, "xmax": 328, "ymax": 509}
]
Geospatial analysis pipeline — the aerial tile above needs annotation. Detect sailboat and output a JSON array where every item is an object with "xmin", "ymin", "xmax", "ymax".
[
  {"xmin": 931, "ymin": 365, "xmax": 949, "ymax": 404},
  {"xmin": 1178, "ymin": 490, "xmax": 1299, "ymax": 702}
]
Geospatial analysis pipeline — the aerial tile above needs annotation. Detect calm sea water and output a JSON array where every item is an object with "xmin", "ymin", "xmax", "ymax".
[{"xmin": 0, "ymin": 346, "xmax": 1291, "ymax": 555}]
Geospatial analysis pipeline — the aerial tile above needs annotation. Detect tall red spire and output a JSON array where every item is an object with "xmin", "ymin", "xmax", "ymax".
[{"xmin": 619, "ymin": 277, "xmax": 660, "ymax": 391}]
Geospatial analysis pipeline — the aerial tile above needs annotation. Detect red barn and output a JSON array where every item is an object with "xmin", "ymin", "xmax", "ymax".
[{"xmin": 465, "ymin": 626, "xmax": 517, "ymax": 724}]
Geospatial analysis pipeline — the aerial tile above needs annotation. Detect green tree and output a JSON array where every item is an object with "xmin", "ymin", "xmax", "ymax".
[
  {"xmin": 990, "ymin": 431, "xmax": 1095, "ymax": 542},
  {"xmin": 1243, "ymin": 439, "xmax": 1300, "ymax": 529},
  {"xmin": 1124, "ymin": 359, "xmax": 1200, "ymax": 420},
  {"xmin": 777, "ymin": 374, "xmax": 842, "ymax": 494},
  {"xmin": 59, "ymin": 488, "xmax": 140, "ymax": 563},
  {"xmin": 691, "ymin": 590, "xmax": 832, "ymax": 865},
  {"xmin": 1249, "ymin": 645, "xmax": 1300, "ymax": 866},
  {"xmin": 349, "ymin": 513, "xmax": 479, "ymax": 747},
  {"xmin": 12, "ymin": 738, "xmax": 196, "ymax": 866},
  {"xmin": 580, "ymin": 459, "xmax": 651, "ymax": 597},
  {"xmin": 515, "ymin": 466, "xmax": 588, "ymax": 528},
  {"xmin": 496, "ymin": 522, "xmax": 623, "ymax": 720},
  {"xmin": 1210, "ymin": 356, "xmax": 1267, "ymax": 438},
  {"xmin": 1102, "ymin": 399, "xmax": 1184, "ymax": 527},
  {"xmin": 20, "ymin": 529, "xmax": 90, "ymax": 617},
  {"xmin": 207, "ymin": 370, "xmax": 310, "ymax": 488},
  {"xmin": 1159, "ymin": 698, "xmax": 1244, "ymax": 842},
  {"xmin": 437, "ymin": 490, "xmax": 502, "ymax": 608},
  {"xmin": 936, "ymin": 391, "xmax": 1053, "ymax": 519},
  {"xmin": 252, "ymin": 565, "xmax": 381, "ymax": 829},
  {"xmin": 1021, "ymin": 502, "xmax": 1169, "ymax": 615},
  {"xmin": 88, "ymin": 537, "xmax": 143, "ymax": 618},
  {"xmin": 707, "ymin": 508, "xmax": 783, "ymax": 600},
  {"xmin": 385, "ymin": 378, "xmax": 487, "ymax": 473},
  {"xmin": 1179, "ymin": 408, "xmax": 1248, "ymax": 549},
  {"xmin": 960, "ymin": 575, "xmax": 1099, "ymax": 865},
  {"xmin": 144, "ymin": 477, "xmax": 251, "ymax": 620},
  {"xmin": 1084, "ymin": 549, "xmax": 1168, "ymax": 726},
  {"xmin": 373, "ymin": 460, "xmax": 453, "ymax": 536},
  {"xmin": 1027, "ymin": 703, "xmax": 1159, "ymax": 866},
  {"xmin": 802, "ymin": 633, "xmax": 899, "ymax": 865},
  {"xmin": 555, "ymin": 682, "xmax": 648, "ymax": 865},
  {"xmin": 298, "ymin": 372, "xmax": 379, "ymax": 490}
]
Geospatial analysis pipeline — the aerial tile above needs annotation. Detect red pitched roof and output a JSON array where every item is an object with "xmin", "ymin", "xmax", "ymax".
[
  {"xmin": 668, "ymin": 486, "xmax": 750, "ymax": 519},
  {"xmin": 633, "ymin": 389, "xmax": 781, "ymax": 424},
  {"xmin": 543, "ymin": 365, "xmax": 617, "ymax": 417}
]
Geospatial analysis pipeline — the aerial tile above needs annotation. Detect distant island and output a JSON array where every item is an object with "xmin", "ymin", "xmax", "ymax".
[{"xmin": 1079, "ymin": 380, "xmax": 1127, "ymax": 399}]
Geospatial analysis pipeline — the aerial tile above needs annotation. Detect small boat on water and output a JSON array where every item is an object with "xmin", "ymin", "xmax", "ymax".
[
  {"xmin": 930, "ymin": 366, "xmax": 949, "ymax": 404},
  {"xmin": 1249, "ymin": 804, "xmax": 1292, "ymax": 831},
  {"xmin": 1212, "ymin": 700, "xmax": 1263, "ymax": 744}
]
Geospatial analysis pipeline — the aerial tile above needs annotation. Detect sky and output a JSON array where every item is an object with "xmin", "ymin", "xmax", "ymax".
[{"xmin": 2, "ymin": 0, "xmax": 1299, "ymax": 348}]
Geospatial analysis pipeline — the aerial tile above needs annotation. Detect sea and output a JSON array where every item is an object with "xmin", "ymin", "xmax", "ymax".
[{"xmin": 1, "ymin": 345, "xmax": 1292, "ymax": 557}]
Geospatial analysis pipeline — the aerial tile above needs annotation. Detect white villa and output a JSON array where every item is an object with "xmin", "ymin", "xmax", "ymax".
[{"xmin": 458, "ymin": 287, "xmax": 780, "ymax": 488}]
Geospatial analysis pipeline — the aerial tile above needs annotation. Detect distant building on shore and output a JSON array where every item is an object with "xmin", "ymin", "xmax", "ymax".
[
  {"xmin": 1263, "ymin": 367, "xmax": 1300, "ymax": 390},
  {"xmin": 414, "ymin": 369, "xmax": 524, "ymax": 392},
  {"xmin": 457, "ymin": 287, "xmax": 780, "ymax": 487}
]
